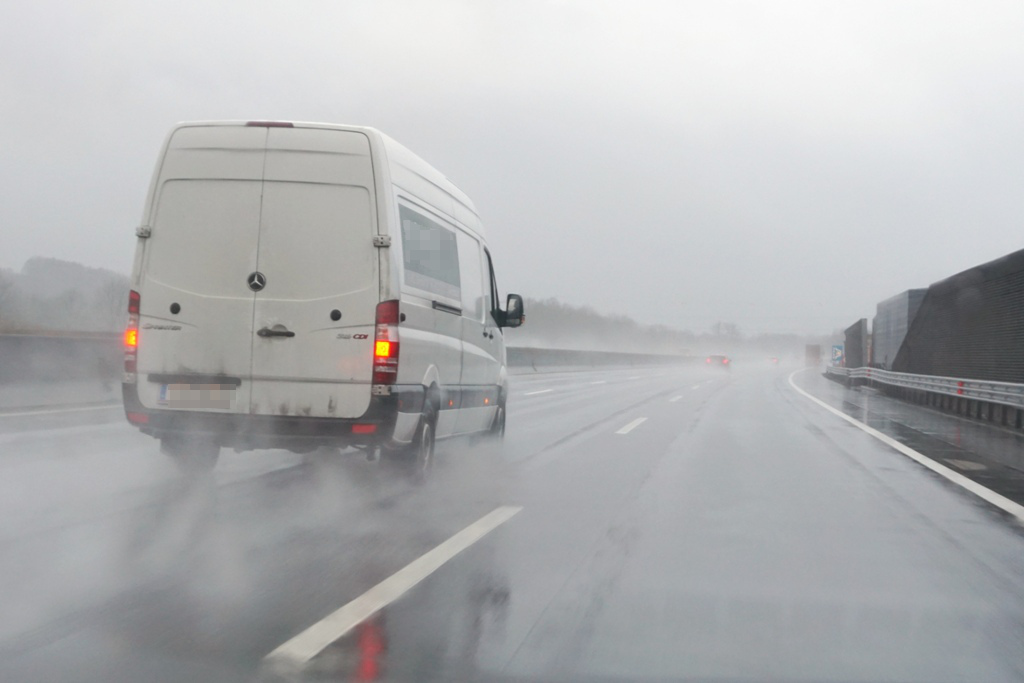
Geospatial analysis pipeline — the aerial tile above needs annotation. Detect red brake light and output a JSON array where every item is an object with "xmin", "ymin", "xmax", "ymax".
[
  {"xmin": 351, "ymin": 424, "xmax": 377, "ymax": 435},
  {"xmin": 373, "ymin": 300, "xmax": 400, "ymax": 384},
  {"xmin": 128, "ymin": 289, "xmax": 140, "ymax": 315},
  {"xmin": 723, "ymin": 358, "xmax": 729, "ymax": 364},
  {"xmin": 705, "ymin": 357, "xmax": 712, "ymax": 364}
]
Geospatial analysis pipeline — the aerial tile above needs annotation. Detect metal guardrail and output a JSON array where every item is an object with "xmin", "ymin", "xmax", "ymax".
[{"xmin": 825, "ymin": 366, "xmax": 1024, "ymax": 410}]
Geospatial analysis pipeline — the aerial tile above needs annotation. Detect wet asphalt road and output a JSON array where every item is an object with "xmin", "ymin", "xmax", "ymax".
[{"xmin": 1, "ymin": 363, "xmax": 1024, "ymax": 682}]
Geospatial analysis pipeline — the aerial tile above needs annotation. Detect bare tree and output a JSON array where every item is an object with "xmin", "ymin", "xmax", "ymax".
[
  {"xmin": 94, "ymin": 277, "xmax": 130, "ymax": 331},
  {"xmin": 710, "ymin": 321, "xmax": 742, "ymax": 339},
  {"xmin": 0, "ymin": 270, "xmax": 24, "ymax": 332}
]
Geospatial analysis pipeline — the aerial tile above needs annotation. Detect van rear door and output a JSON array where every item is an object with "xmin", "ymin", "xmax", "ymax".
[
  {"xmin": 134, "ymin": 125, "xmax": 265, "ymax": 413},
  {"xmin": 248, "ymin": 128, "xmax": 379, "ymax": 419}
]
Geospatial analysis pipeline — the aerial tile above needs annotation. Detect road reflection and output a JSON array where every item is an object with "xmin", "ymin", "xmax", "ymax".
[{"xmin": 300, "ymin": 564, "xmax": 511, "ymax": 682}]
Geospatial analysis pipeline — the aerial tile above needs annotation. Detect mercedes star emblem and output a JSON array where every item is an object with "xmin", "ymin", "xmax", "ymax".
[{"xmin": 247, "ymin": 271, "xmax": 267, "ymax": 292}]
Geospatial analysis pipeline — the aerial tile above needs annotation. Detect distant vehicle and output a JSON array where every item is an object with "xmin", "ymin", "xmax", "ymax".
[
  {"xmin": 122, "ymin": 120, "xmax": 524, "ymax": 473},
  {"xmin": 805, "ymin": 344, "xmax": 822, "ymax": 367},
  {"xmin": 706, "ymin": 354, "xmax": 731, "ymax": 368},
  {"xmin": 769, "ymin": 356, "xmax": 779, "ymax": 364}
]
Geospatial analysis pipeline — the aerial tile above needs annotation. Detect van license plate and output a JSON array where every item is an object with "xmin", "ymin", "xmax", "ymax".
[{"xmin": 158, "ymin": 383, "xmax": 236, "ymax": 410}]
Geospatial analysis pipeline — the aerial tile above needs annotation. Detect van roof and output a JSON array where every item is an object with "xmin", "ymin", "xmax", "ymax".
[{"xmin": 171, "ymin": 120, "xmax": 480, "ymax": 225}]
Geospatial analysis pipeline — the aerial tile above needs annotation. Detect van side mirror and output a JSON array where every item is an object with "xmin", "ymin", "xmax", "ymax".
[{"xmin": 503, "ymin": 294, "xmax": 524, "ymax": 328}]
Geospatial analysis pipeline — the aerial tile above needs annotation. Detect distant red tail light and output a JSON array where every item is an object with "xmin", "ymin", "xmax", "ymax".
[
  {"xmin": 372, "ymin": 300, "xmax": 400, "ymax": 385},
  {"xmin": 722, "ymin": 358, "xmax": 730, "ymax": 364}
]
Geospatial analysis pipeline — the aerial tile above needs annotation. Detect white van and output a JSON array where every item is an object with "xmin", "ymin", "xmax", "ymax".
[{"xmin": 122, "ymin": 120, "xmax": 523, "ymax": 472}]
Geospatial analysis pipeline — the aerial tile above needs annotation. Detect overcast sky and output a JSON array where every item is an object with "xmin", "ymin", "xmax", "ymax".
[{"xmin": 2, "ymin": 1, "xmax": 1023, "ymax": 334}]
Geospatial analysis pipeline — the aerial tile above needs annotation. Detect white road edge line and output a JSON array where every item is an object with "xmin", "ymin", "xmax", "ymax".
[
  {"xmin": 616, "ymin": 417, "xmax": 647, "ymax": 435},
  {"xmin": 787, "ymin": 369, "xmax": 1024, "ymax": 525},
  {"xmin": 669, "ymin": 395, "xmax": 682, "ymax": 403},
  {"xmin": 264, "ymin": 505, "xmax": 523, "ymax": 671},
  {"xmin": 524, "ymin": 389, "xmax": 554, "ymax": 396},
  {"xmin": 0, "ymin": 403, "xmax": 120, "ymax": 418},
  {"xmin": 591, "ymin": 380, "xmax": 607, "ymax": 385}
]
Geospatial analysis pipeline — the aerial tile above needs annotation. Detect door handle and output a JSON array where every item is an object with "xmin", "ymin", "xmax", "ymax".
[{"xmin": 257, "ymin": 327, "xmax": 295, "ymax": 338}]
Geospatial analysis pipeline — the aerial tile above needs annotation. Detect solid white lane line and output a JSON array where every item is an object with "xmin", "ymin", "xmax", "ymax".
[
  {"xmin": 691, "ymin": 384, "xmax": 701, "ymax": 390},
  {"xmin": 943, "ymin": 458, "xmax": 987, "ymax": 472},
  {"xmin": 591, "ymin": 380, "xmax": 607, "ymax": 385},
  {"xmin": 616, "ymin": 417, "xmax": 647, "ymax": 435},
  {"xmin": 264, "ymin": 505, "xmax": 522, "ymax": 670},
  {"xmin": 628, "ymin": 376, "xmax": 641, "ymax": 380},
  {"xmin": 788, "ymin": 370, "xmax": 1024, "ymax": 525},
  {"xmin": 0, "ymin": 403, "xmax": 120, "ymax": 418},
  {"xmin": 524, "ymin": 389, "xmax": 554, "ymax": 396},
  {"xmin": 669, "ymin": 395, "xmax": 683, "ymax": 403}
]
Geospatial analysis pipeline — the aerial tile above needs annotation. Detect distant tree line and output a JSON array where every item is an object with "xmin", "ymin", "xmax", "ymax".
[
  {"xmin": 0, "ymin": 258, "xmax": 831, "ymax": 359},
  {"xmin": 510, "ymin": 297, "xmax": 696, "ymax": 354},
  {"xmin": 511, "ymin": 297, "xmax": 832, "ymax": 358},
  {"xmin": 0, "ymin": 258, "xmax": 129, "ymax": 334}
]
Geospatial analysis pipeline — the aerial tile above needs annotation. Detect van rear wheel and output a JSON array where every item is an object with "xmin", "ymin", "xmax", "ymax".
[
  {"xmin": 489, "ymin": 402, "xmax": 506, "ymax": 439},
  {"xmin": 386, "ymin": 405, "xmax": 436, "ymax": 480},
  {"xmin": 161, "ymin": 435, "xmax": 220, "ymax": 475}
]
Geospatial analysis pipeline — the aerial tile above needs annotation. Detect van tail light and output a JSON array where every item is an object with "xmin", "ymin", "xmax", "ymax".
[
  {"xmin": 372, "ymin": 300, "xmax": 400, "ymax": 385},
  {"xmin": 124, "ymin": 290, "xmax": 140, "ymax": 376}
]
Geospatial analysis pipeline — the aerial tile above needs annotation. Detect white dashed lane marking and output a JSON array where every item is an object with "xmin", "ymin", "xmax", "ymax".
[{"xmin": 615, "ymin": 417, "xmax": 648, "ymax": 435}]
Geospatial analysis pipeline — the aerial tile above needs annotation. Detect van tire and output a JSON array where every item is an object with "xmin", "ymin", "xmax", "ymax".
[
  {"xmin": 387, "ymin": 404, "xmax": 436, "ymax": 479},
  {"xmin": 489, "ymin": 402, "xmax": 506, "ymax": 439},
  {"xmin": 161, "ymin": 436, "xmax": 220, "ymax": 474}
]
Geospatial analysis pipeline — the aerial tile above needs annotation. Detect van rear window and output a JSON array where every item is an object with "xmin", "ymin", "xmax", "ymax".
[{"xmin": 399, "ymin": 205, "xmax": 461, "ymax": 300}]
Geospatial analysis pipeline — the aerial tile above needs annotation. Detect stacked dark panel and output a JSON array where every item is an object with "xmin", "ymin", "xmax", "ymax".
[
  {"xmin": 844, "ymin": 319, "xmax": 868, "ymax": 368},
  {"xmin": 872, "ymin": 289, "xmax": 926, "ymax": 369},
  {"xmin": 893, "ymin": 248, "xmax": 1024, "ymax": 382}
]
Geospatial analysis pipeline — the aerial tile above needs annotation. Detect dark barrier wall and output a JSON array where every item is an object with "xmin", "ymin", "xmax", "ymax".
[
  {"xmin": 0, "ymin": 335, "xmax": 691, "ymax": 384},
  {"xmin": 872, "ymin": 289, "xmax": 926, "ymax": 370},
  {"xmin": 893, "ymin": 248, "xmax": 1024, "ymax": 383},
  {"xmin": 0, "ymin": 333, "xmax": 122, "ymax": 383},
  {"xmin": 507, "ymin": 347, "xmax": 693, "ymax": 370},
  {"xmin": 844, "ymin": 319, "xmax": 868, "ymax": 369}
]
